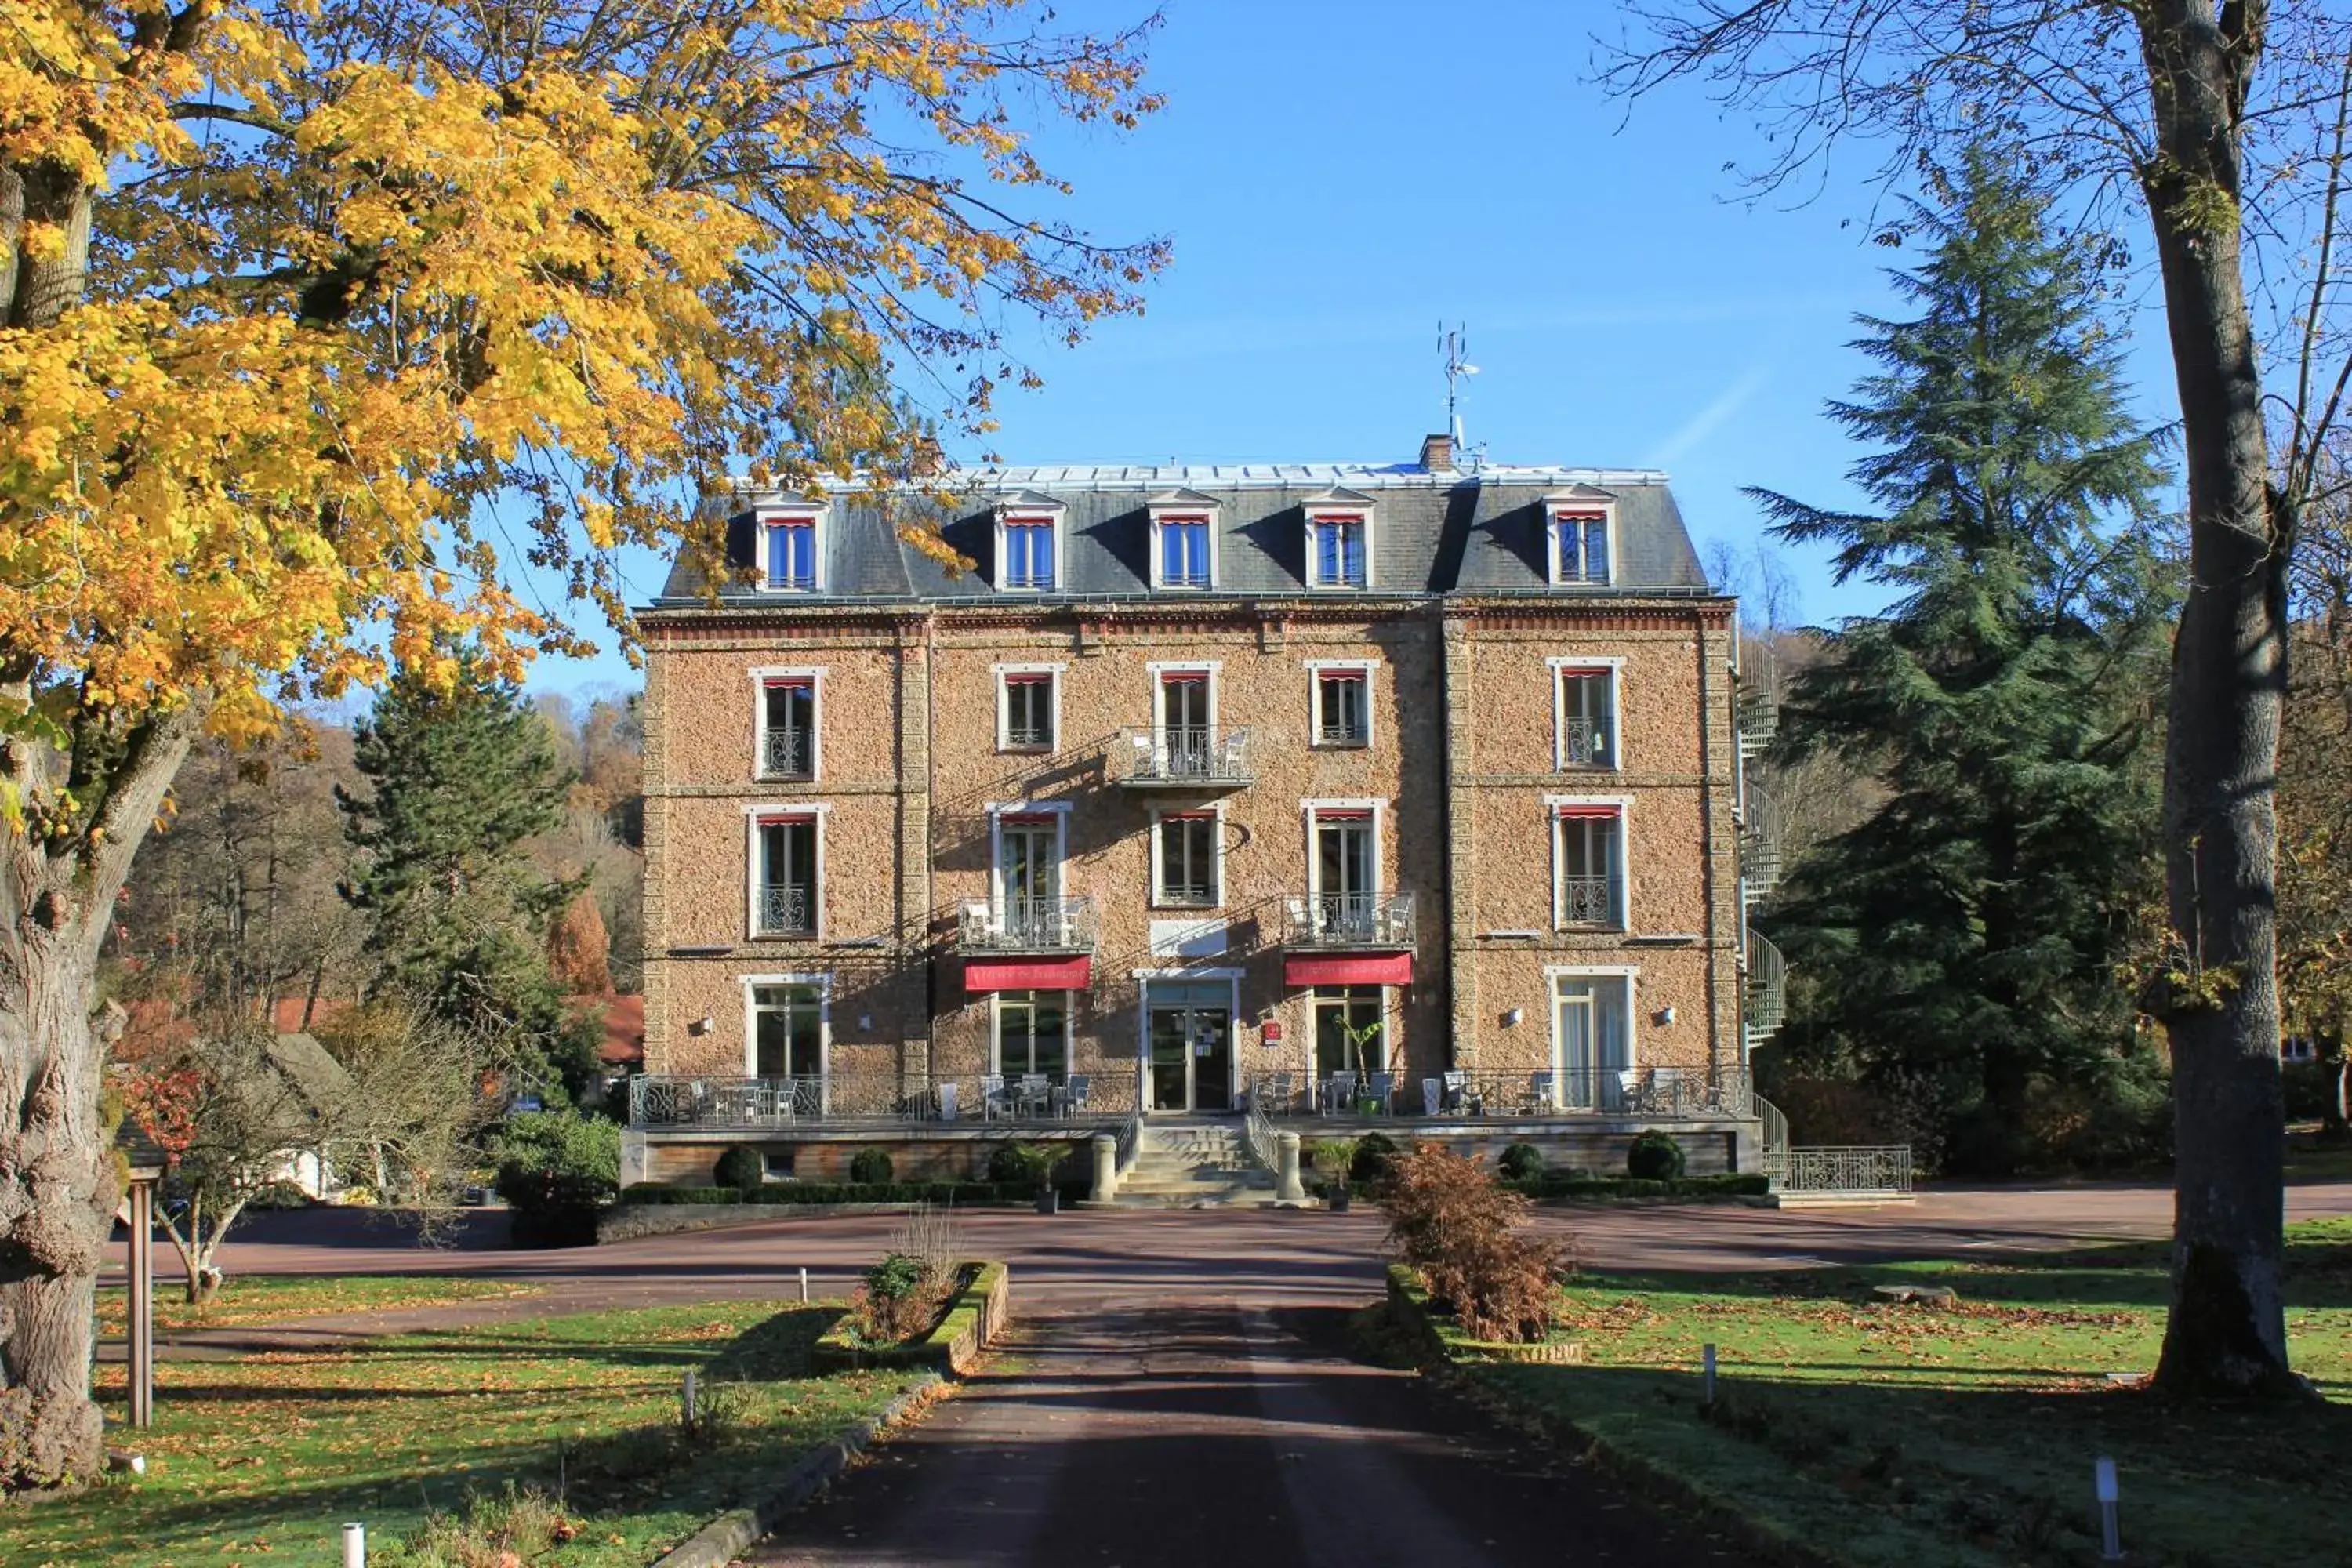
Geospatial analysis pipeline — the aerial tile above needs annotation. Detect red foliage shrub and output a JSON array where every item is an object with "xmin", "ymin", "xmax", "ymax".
[{"xmin": 1378, "ymin": 1144, "xmax": 1568, "ymax": 1342}]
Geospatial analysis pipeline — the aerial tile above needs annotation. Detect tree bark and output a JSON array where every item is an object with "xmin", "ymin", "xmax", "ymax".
[{"xmin": 2136, "ymin": 1, "xmax": 2306, "ymax": 1399}]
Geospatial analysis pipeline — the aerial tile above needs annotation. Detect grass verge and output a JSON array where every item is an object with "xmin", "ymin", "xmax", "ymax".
[
  {"xmin": 1425, "ymin": 1218, "xmax": 2352, "ymax": 1568},
  {"xmin": 96, "ymin": 1274, "xmax": 538, "ymax": 1334},
  {"xmin": 9, "ymin": 1300, "xmax": 923, "ymax": 1568}
]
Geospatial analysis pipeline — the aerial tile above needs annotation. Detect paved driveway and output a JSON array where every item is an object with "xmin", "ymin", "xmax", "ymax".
[{"xmin": 746, "ymin": 1304, "xmax": 1736, "ymax": 1568}]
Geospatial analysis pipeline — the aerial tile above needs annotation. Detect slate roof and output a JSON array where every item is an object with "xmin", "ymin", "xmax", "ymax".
[{"xmin": 649, "ymin": 460, "xmax": 1713, "ymax": 608}]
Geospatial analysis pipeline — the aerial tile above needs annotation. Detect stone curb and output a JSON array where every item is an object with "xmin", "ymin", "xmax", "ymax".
[{"xmin": 648, "ymin": 1373, "xmax": 944, "ymax": 1568}]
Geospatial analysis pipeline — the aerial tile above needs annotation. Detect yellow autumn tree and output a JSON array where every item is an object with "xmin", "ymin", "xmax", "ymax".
[{"xmin": 0, "ymin": 0, "xmax": 1161, "ymax": 1486}]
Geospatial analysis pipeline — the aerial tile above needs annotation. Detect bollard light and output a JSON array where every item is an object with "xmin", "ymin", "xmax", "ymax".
[
  {"xmin": 1702, "ymin": 1343, "xmax": 1718, "ymax": 1404},
  {"xmin": 342, "ymin": 1522, "xmax": 366, "ymax": 1568},
  {"xmin": 2095, "ymin": 1456, "xmax": 2122, "ymax": 1560},
  {"xmin": 682, "ymin": 1368, "xmax": 699, "ymax": 1428},
  {"xmin": 799, "ymin": 1265, "xmax": 810, "ymax": 1302}
]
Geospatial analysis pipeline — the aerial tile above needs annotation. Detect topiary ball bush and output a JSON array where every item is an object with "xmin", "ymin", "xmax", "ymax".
[
  {"xmin": 1497, "ymin": 1142, "xmax": 1546, "ymax": 1182},
  {"xmin": 1625, "ymin": 1129, "xmax": 1686, "ymax": 1181},
  {"xmin": 986, "ymin": 1142, "xmax": 1029, "ymax": 1185},
  {"xmin": 1352, "ymin": 1131, "xmax": 1400, "ymax": 1187},
  {"xmin": 713, "ymin": 1145, "xmax": 765, "ymax": 1192},
  {"xmin": 848, "ymin": 1148, "xmax": 895, "ymax": 1185}
]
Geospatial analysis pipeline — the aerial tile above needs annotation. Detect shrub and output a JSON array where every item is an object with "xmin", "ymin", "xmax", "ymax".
[
  {"xmin": 1625, "ymin": 1129, "xmax": 1686, "ymax": 1181},
  {"xmin": 380, "ymin": 1482, "xmax": 578, "ymax": 1567},
  {"xmin": 1380, "ymin": 1144, "xmax": 1566, "ymax": 1343},
  {"xmin": 993, "ymin": 1142, "xmax": 1062, "ymax": 1194},
  {"xmin": 713, "ymin": 1145, "xmax": 765, "ymax": 1192},
  {"xmin": 848, "ymin": 1147, "xmax": 895, "ymax": 1185},
  {"xmin": 1497, "ymin": 1142, "xmax": 1545, "ymax": 1181},
  {"xmin": 1352, "ymin": 1131, "xmax": 1400, "ymax": 1187},
  {"xmin": 492, "ymin": 1109, "xmax": 619, "ymax": 1244}
]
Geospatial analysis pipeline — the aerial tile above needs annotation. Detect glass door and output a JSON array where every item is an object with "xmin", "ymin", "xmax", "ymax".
[
  {"xmin": 1313, "ymin": 812, "xmax": 1374, "ymax": 938},
  {"xmin": 1553, "ymin": 975, "xmax": 1630, "ymax": 1109},
  {"xmin": 1144, "ymin": 982, "xmax": 1232, "ymax": 1112},
  {"xmin": 998, "ymin": 817, "xmax": 1062, "ymax": 946},
  {"xmin": 750, "ymin": 983, "xmax": 824, "ymax": 1115},
  {"xmin": 1158, "ymin": 673, "xmax": 1210, "ymax": 776}
]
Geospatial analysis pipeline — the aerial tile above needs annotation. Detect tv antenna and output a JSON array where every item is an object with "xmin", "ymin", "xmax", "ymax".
[{"xmin": 1439, "ymin": 322, "xmax": 1478, "ymax": 446}]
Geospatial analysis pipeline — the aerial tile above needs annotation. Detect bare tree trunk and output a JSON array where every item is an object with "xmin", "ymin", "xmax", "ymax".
[{"xmin": 2137, "ymin": 2, "xmax": 2305, "ymax": 1400}]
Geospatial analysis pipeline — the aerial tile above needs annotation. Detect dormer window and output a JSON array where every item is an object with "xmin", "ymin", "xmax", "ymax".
[
  {"xmin": 1149, "ymin": 488, "xmax": 1219, "ymax": 590},
  {"xmin": 758, "ymin": 508, "xmax": 822, "ymax": 592},
  {"xmin": 993, "ymin": 492, "xmax": 1067, "ymax": 592},
  {"xmin": 1301, "ymin": 485, "xmax": 1376, "ymax": 590},
  {"xmin": 1309, "ymin": 514, "xmax": 1368, "ymax": 588},
  {"xmin": 1550, "ymin": 509, "xmax": 1613, "ymax": 586}
]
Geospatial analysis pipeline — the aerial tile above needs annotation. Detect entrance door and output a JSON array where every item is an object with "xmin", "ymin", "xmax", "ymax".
[{"xmin": 1144, "ymin": 982, "xmax": 1232, "ymax": 1112}]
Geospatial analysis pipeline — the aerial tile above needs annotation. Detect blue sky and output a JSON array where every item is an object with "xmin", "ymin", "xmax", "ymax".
[{"xmin": 525, "ymin": 0, "xmax": 2183, "ymax": 699}]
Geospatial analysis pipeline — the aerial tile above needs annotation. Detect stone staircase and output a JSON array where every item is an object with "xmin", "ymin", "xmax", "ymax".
[{"xmin": 1112, "ymin": 1118, "xmax": 1274, "ymax": 1208}]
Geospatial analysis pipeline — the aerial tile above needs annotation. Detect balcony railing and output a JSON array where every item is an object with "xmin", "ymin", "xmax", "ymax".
[
  {"xmin": 754, "ymin": 883, "xmax": 815, "ymax": 937},
  {"xmin": 629, "ymin": 1070, "xmax": 1135, "ymax": 1129},
  {"xmin": 1112, "ymin": 726, "xmax": 1253, "ymax": 788},
  {"xmin": 1283, "ymin": 891, "xmax": 1416, "ymax": 949},
  {"xmin": 1770, "ymin": 1145, "xmax": 1913, "ymax": 1196},
  {"xmin": 1247, "ymin": 1066, "xmax": 1754, "ymax": 1120},
  {"xmin": 1559, "ymin": 874, "xmax": 1621, "ymax": 927},
  {"xmin": 760, "ymin": 728, "xmax": 815, "ymax": 779},
  {"xmin": 956, "ymin": 896, "xmax": 1097, "ymax": 953},
  {"xmin": 1559, "ymin": 716, "xmax": 1615, "ymax": 768},
  {"xmin": 1740, "ymin": 779, "xmax": 1783, "ymax": 893},
  {"xmin": 1744, "ymin": 928, "xmax": 1787, "ymax": 1049}
]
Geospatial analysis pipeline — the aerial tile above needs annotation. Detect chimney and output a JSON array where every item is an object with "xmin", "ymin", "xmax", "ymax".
[{"xmin": 1419, "ymin": 432, "xmax": 1455, "ymax": 473}]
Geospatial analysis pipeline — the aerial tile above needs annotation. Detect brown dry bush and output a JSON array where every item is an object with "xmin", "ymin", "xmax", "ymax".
[{"xmin": 1378, "ymin": 1144, "xmax": 1568, "ymax": 1342}]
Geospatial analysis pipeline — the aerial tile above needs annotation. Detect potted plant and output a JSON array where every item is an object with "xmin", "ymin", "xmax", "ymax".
[
  {"xmin": 1342, "ymin": 1017, "xmax": 1387, "ymax": 1116},
  {"xmin": 1004, "ymin": 1142, "xmax": 1064, "ymax": 1214},
  {"xmin": 1309, "ymin": 1137, "xmax": 1359, "ymax": 1212}
]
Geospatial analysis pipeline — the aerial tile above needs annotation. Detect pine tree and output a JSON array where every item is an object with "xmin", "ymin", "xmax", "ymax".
[
  {"xmin": 337, "ymin": 656, "xmax": 599, "ymax": 1102},
  {"xmin": 1759, "ymin": 147, "xmax": 2179, "ymax": 1175}
]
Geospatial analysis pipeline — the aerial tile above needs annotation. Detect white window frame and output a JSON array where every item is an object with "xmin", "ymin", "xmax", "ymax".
[
  {"xmin": 741, "ymin": 971, "xmax": 831, "ymax": 1107},
  {"xmin": 1149, "ymin": 804, "xmax": 1225, "ymax": 910},
  {"xmin": 1305, "ymin": 658, "xmax": 1379, "ymax": 750},
  {"xmin": 1302, "ymin": 797, "xmax": 1386, "ymax": 904},
  {"xmin": 990, "ymin": 989, "xmax": 1074, "ymax": 1079},
  {"xmin": 754, "ymin": 505, "xmax": 826, "ymax": 593},
  {"xmin": 1147, "ymin": 660, "xmax": 1221, "ymax": 732},
  {"xmin": 1542, "ymin": 964, "xmax": 1639, "ymax": 1100},
  {"xmin": 995, "ymin": 501, "xmax": 1068, "ymax": 592},
  {"xmin": 1308, "ymin": 983, "xmax": 1392, "ymax": 1076},
  {"xmin": 1305, "ymin": 509, "xmax": 1374, "ymax": 590},
  {"xmin": 1545, "ymin": 503, "xmax": 1617, "ymax": 587},
  {"xmin": 1546, "ymin": 655, "xmax": 1624, "ymax": 772},
  {"xmin": 749, "ymin": 665, "xmax": 826, "ymax": 782},
  {"xmin": 1545, "ymin": 793, "xmax": 1632, "ymax": 931},
  {"xmin": 742, "ymin": 802, "xmax": 829, "ymax": 941},
  {"xmin": 1149, "ymin": 506, "xmax": 1220, "ymax": 590},
  {"xmin": 994, "ymin": 662, "xmax": 1065, "ymax": 753},
  {"xmin": 985, "ymin": 799, "xmax": 1073, "ymax": 914}
]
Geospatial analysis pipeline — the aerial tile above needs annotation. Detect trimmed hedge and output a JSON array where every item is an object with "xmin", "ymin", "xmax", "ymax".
[
  {"xmin": 619, "ymin": 1180, "xmax": 1062, "ymax": 1206},
  {"xmin": 1507, "ymin": 1171, "xmax": 1768, "ymax": 1201}
]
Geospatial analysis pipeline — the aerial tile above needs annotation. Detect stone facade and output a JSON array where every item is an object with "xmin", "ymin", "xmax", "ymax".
[{"xmin": 633, "ymin": 459, "xmax": 1765, "ymax": 1170}]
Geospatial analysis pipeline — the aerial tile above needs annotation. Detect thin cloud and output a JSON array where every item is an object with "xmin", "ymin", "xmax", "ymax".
[{"xmin": 1646, "ymin": 365, "xmax": 1772, "ymax": 469}]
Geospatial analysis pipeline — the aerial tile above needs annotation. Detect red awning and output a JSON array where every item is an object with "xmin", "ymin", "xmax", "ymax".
[
  {"xmin": 1285, "ymin": 952, "xmax": 1413, "ymax": 989},
  {"xmin": 964, "ymin": 956, "xmax": 1092, "ymax": 993}
]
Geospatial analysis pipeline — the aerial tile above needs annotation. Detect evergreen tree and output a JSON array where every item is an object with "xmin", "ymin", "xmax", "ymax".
[
  {"xmin": 1759, "ymin": 147, "xmax": 2179, "ymax": 1174},
  {"xmin": 338, "ymin": 655, "xmax": 599, "ymax": 1102}
]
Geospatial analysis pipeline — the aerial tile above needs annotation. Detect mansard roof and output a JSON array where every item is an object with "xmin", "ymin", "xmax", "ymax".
[{"xmin": 652, "ymin": 459, "xmax": 1713, "ymax": 608}]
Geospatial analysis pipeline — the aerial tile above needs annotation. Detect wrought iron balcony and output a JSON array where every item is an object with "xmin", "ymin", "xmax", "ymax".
[
  {"xmin": 1112, "ymin": 726, "xmax": 1253, "ymax": 789},
  {"xmin": 1247, "ymin": 1065, "xmax": 1754, "ymax": 1120},
  {"xmin": 1558, "ymin": 874, "xmax": 1622, "ymax": 927},
  {"xmin": 753, "ymin": 883, "xmax": 815, "ymax": 937},
  {"xmin": 760, "ymin": 727, "xmax": 815, "ymax": 779},
  {"xmin": 1560, "ymin": 716, "xmax": 1616, "ymax": 768},
  {"xmin": 956, "ymin": 895, "xmax": 1097, "ymax": 954},
  {"xmin": 1744, "ymin": 927, "xmax": 1787, "ymax": 1049},
  {"xmin": 1283, "ymin": 891, "xmax": 1416, "ymax": 949},
  {"xmin": 629, "ymin": 1070, "xmax": 1136, "ymax": 1129}
]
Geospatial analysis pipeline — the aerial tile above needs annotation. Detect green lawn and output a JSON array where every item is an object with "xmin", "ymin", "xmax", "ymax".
[
  {"xmin": 1454, "ymin": 1218, "xmax": 2352, "ymax": 1568},
  {"xmin": 10, "ymin": 1301, "xmax": 923, "ymax": 1568},
  {"xmin": 96, "ymin": 1274, "xmax": 539, "ymax": 1334}
]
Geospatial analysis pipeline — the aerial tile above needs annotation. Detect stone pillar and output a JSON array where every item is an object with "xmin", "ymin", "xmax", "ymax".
[
  {"xmin": 1441, "ymin": 615, "xmax": 1481, "ymax": 1068},
  {"xmin": 1091, "ymin": 1134, "xmax": 1118, "ymax": 1203},
  {"xmin": 1275, "ymin": 1131, "xmax": 1305, "ymax": 1203}
]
